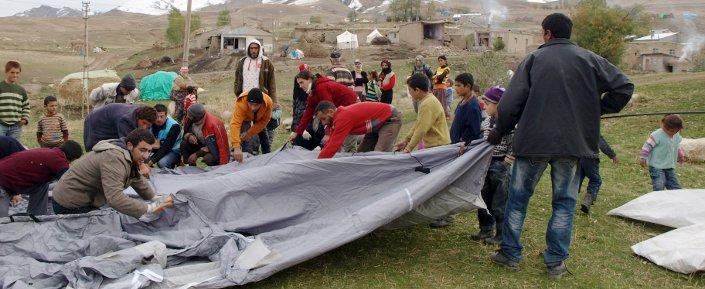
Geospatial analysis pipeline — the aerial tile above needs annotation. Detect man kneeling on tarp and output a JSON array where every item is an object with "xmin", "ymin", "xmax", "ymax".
[
  {"xmin": 0, "ymin": 140, "xmax": 83, "ymax": 217},
  {"xmin": 52, "ymin": 128, "xmax": 173, "ymax": 219},
  {"xmin": 315, "ymin": 101, "xmax": 402, "ymax": 159}
]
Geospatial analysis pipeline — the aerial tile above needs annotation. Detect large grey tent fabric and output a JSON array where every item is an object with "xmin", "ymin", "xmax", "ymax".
[{"xmin": 0, "ymin": 143, "xmax": 492, "ymax": 288}]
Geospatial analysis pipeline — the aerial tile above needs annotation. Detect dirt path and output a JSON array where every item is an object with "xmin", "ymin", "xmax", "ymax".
[{"xmin": 88, "ymin": 53, "xmax": 121, "ymax": 70}]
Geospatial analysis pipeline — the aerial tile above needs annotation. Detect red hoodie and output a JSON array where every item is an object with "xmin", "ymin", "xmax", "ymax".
[
  {"xmin": 318, "ymin": 102, "xmax": 393, "ymax": 159},
  {"xmin": 295, "ymin": 77, "xmax": 358, "ymax": 135},
  {"xmin": 183, "ymin": 112, "xmax": 230, "ymax": 165}
]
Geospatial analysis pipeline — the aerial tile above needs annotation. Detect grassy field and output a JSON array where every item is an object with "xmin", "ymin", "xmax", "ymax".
[{"xmin": 16, "ymin": 66, "xmax": 705, "ymax": 289}]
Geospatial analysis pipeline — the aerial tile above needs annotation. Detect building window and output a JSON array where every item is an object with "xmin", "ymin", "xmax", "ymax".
[
  {"xmin": 652, "ymin": 48, "xmax": 659, "ymax": 53},
  {"xmin": 669, "ymin": 49, "xmax": 676, "ymax": 55}
]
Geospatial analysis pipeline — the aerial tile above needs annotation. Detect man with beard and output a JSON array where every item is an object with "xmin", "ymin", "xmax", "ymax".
[{"xmin": 233, "ymin": 39, "xmax": 280, "ymax": 153}]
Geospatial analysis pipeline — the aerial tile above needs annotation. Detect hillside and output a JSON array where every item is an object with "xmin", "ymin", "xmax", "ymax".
[{"xmin": 13, "ymin": 5, "xmax": 82, "ymax": 17}]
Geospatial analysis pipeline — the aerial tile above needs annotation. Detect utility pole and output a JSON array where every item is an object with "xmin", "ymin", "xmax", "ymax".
[
  {"xmin": 82, "ymin": 1, "xmax": 90, "ymax": 118},
  {"xmin": 181, "ymin": 0, "xmax": 193, "ymax": 73}
]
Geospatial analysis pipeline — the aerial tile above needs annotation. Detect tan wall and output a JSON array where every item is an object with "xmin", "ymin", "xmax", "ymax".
[
  {"xmin": 399, "ymin": 23, "xmax": 424, "ymax": 48},
  {"xmin": 625, "ymin": 42, "xmax": 684, "ymax": 69},
  {"xmin": 449, "ymin": 34, "xmax": 470, "ymax": 50},
  {"xmin": 642, "ymin": 55, "xmax": 672, "ymax": 72},
  {"xmin": 641, "ymin": 55, "xmax": 692, "ymax": 73},
  {"xmin": 491, "ymin": 31, "xmax": 541, "ymax": 55}
]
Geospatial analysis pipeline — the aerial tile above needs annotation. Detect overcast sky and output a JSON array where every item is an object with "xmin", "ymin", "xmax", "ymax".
[{"xmin": 0, "ymin": 0, "xmax": 125, "ymax": 17}]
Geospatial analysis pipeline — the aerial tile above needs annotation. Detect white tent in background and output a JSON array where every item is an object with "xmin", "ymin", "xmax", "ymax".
[
  {"xmin": 337, "ymin": 31, "xmax": 359, "ymax": 49},
  {"xmin": 366, "ymin": 29, "xmax": 384, "ymax": 44}
]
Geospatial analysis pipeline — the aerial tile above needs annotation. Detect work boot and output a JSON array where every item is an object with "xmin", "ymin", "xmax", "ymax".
[
  {"xmin": 489, "ymin": 250, "xmax": 519, "ymax": 271},
  {"xmin": 470, "ymin": 229, "xmax": 493, "ymax": 241},
  {"xmin": 547, "ymin": 262, "xmax": 570, "ymax": 280},
  {"xmin": 429, "ymin": 215, "xmax": 454, "ymax": 228},
  {"xmin": 580, "ymin": 194, "xmax": 592, "ymax": 215},
  {"xmin": 485, "ymin": 227, "xmax": 502, "ymax": 245}
]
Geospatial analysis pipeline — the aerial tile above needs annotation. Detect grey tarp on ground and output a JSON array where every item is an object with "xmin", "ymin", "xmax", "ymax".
[{"xmin": 0, "ymin": 142, "xmax": 492, "ymax": 288}]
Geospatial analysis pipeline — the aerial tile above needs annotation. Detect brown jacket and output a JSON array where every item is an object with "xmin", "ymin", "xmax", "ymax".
[
  {"xmin": 229, "ymin": 91, "xmax": 273, "ymax": 149},
  {"xmin": 233, "ymin": 40, "xmax": 277, "ymax": 102},
  {"xmin": 53, "ymin": 139, "xmax": 155, "ymax": 218}
]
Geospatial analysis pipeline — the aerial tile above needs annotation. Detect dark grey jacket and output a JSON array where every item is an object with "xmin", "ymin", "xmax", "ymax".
[
  {"xmin": 495, "ymin": 39, "xmax": 634, "ymax": 158},
  {"xmin": 83, "ymin": 104, "xmax": 139, "ymax": 152},
  {"xmin": 593, "ymin": 135, "xmax": 617, "ymax": 160}
]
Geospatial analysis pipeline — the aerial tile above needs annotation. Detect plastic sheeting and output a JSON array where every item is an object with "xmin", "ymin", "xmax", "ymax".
[
  {"xmin": 60, "ymin": 69, "xmax": 120, "ymax": 85},
  {"xmin": 609, "ymin": 189, "xmax": 705, "ymax": 274},
  {"xmin": 607, "ymin": 189, "xmax": 705, "ymax": 228},
  {"xmin": 0, "ymin": 143, "xmax": 491, "ymax": 288},
  {"xmin": 631, "ymin": 223, "xmax": 705, "ymax": 274},
  {"xmin": 139, "ymin": 71, "xmax": 178, "ymax": 101}
]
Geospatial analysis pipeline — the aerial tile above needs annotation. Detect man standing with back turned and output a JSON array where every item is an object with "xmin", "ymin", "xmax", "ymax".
[{"xmin": 487, "ymin": 13, "xmax": 634, "ymax": 280}]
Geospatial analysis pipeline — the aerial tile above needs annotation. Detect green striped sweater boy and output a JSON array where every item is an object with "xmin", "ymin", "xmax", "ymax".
[{"xmin": 0, "ymin": 80, "xmax": 29, "ymax": 126}]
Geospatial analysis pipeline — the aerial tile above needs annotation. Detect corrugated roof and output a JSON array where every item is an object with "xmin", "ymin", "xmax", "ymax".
[
  {"xmin": 220, "ymin": 26, "xmax": 272, "ymax": 37},
  {"xmin": 635, "ymin": 31, "xmax": 678, "ymax": 41}
]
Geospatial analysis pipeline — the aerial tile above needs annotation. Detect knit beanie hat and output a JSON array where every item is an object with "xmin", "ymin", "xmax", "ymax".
[
  {"xmin": 188, "ymin": 103, "xmax": 206, "ymax": 120},
  {"xmin": 482, "ymin": 86, "xmax": 505, "ymax": 104},
  {"xmin": 247, "ymin": 88, "xmax": 264, "ymax": 104},
  {"xmin": 120, "ymin": 74, "xmax": 136, "ymax": 92}
]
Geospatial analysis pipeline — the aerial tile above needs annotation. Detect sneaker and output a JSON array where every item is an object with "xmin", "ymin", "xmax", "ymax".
[
  {"xmin": 484, "ymin": 235, "xmax": 502, "ymax": 245},
  {"xmin": 470, "ymin": 230, "xmax": 494, "ymax": 240},
  {"xmin": 490, "ymin": 250, "xmax": 519, "ymax": 271},
  {"xmin": 429, "ymin": 215, "xmax": 454, "ymax": 228},
  {"xmin": 547, "ymin": 262, "xmax": 570, "ymax": 280}
]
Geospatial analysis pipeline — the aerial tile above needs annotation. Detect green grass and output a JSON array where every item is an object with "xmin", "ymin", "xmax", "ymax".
[
  {"xmin": 18, "ymin": 68, "xmax": 705, "ymax": 288},
  {"xmin": 238, "ymin": 75, "xmax": 705, "ymax": 288}
]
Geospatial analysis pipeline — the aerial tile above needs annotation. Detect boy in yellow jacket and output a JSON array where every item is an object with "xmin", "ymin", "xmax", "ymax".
[{"xmin": 230, "ymin": 88, "xmax": 273, "ymax": 163}]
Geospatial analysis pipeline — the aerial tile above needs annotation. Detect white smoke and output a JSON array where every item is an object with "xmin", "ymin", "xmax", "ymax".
[
  {"xmin": 679, "ymin": 20, "xmax": 705, "ymax": 62},
  {"xmin": 481, "ymin": 0, "xmax": 507, "ymax": 27}
]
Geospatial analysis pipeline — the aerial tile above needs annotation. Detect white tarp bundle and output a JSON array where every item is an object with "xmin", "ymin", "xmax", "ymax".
[
  {"xmin": 607, "ymin": 189, "xmax": 705, "ymax": 228},
  {"xmin": 631, "ymin": 223, "xmax": 705, "ymax": 274},
  {"xmin": 337, "ymin": 31, "xmax": 359, "ymax": 49},
  {"xmin": 0, "ymin": 143, "xmax": 492, "ymax": 288},
  {"xmin": 366, "ymin": 29, "xmax": 383, "ymax": 44},
  {"xmin": 609, "ymin": 189, "xmax": 705, "ymax": 274}
]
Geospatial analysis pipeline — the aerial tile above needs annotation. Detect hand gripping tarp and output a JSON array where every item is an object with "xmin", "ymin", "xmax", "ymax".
[
  {"xmin": 0, "ymin": 143, "xmax": 492, "ymax": 288},
  {"xmin": 609, "ymin": 189, "xmax": 705, "ymax": 274}
]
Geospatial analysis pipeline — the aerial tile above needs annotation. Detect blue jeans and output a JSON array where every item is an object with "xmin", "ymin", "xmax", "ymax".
[
  {"xmin": 648, "ymin": 167, "xmax": 681, "ymax": 191},
  {"xmin": 156, "ymin": 151, "xmax": 180, "ymax": 169},
  {"xmin": 500, "ymin": 156, "xmax": 579, "ymax": 266},
  {"xmin": 578, "ymin": 158, "xmax": 601, "ymax": 200},
  {"xmin": 478, "ymin": 159, "xmax": 510, "ymax": 232},
  {"xmin": 52, "ymin": 199, "xmax": 96, "ymax": 215},
  {"xmin": 240, "ymin": 121, "xmax": 271, "ymax": 155},
  {"xmin": 0, "ymin": 123, "xmax": 22, "ymax": 140}
]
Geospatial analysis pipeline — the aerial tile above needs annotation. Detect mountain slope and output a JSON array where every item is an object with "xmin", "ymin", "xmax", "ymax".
[{"xmin": 13, "ymin": 5, "xmax": 83, "ymax": 17}]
